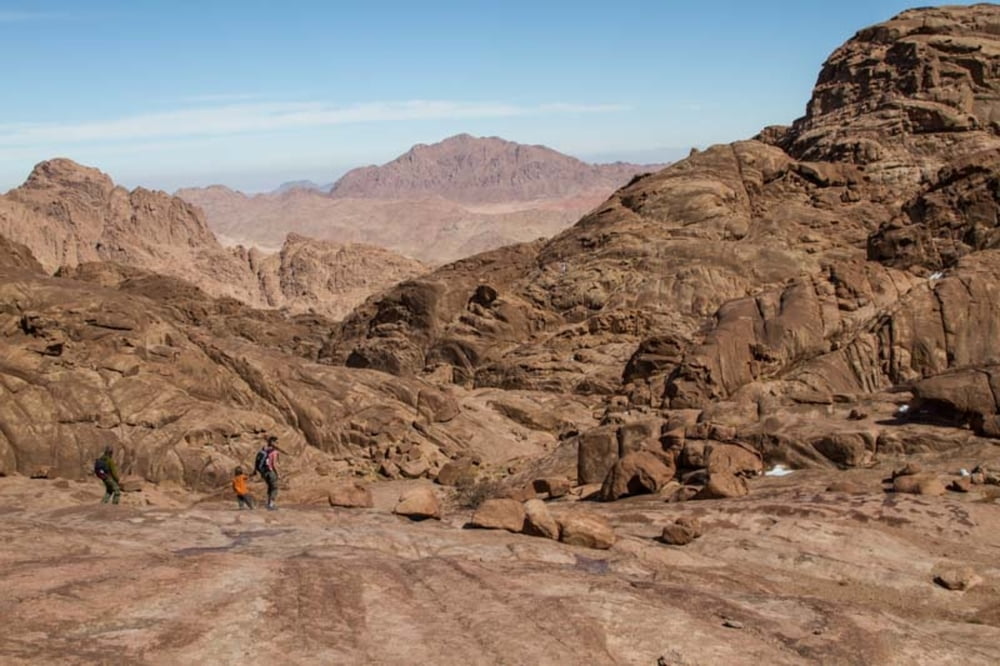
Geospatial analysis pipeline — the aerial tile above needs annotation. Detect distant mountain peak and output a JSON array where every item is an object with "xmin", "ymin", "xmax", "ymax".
[{"xmin": 328, "ymin": 134, "xmax": 659, "ymax": 204}]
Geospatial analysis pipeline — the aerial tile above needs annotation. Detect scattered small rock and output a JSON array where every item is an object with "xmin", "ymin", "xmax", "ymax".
[
  {"xmin": 693, "ymin": 472, "xmax": 748, "ymax": 500},
  {"xmin": 934, "ymin": 566, "xmax": 982, "ymax": 591},
  {"xmin": 469, "ymin": 498, "xmax": 526, "ymax": 532},
  {"xmin": 435, "ymin": 459, "xmax": 478, "ymax": 487},
  {"xmin": 722, "ymin": 619, "xmax": 744, "ymax": 629},
  {"xmin": 393, "ymin": 486, "xmax": 441, "ymax": 521},
  {"xmin": 557, "ymin": 512, "xmax": 615, "ymax": 550},
  {"xmin": 948, "ymin": 477, "xmax": 972, "ymax": 493},
  {"xmin": 893, "ymin": 462, "xmax": 922, "ymax": 478},
  {"xmin": 893, "ymin": 474, "xmax": 946, "ymax": 496},
  {"xmin": 398, "ymin": 458, "xmax": 431, "ymax": 479},
  {"xmin": 523, "ymin": 499, "xmax": 560, "ymax": 540},
  {"xmin": 658, "ymin": 517, "xmax": 703, "ymax": 546},
  {"xmin": 532, "ymin": 476, "xmax": 571, "ymax": 499}
]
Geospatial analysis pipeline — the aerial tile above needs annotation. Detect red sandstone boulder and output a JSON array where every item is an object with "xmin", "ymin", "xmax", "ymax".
[
  {"xmin": 679, "ymin": 441, "xmax": 706, "ymax": 469},
  {"xmin": 693, "ymin": 472, "xmax": 749, "ymax": 500},
  {"xmin": 469, "ymin": 498, "xmax": 527, "ymax": 532},
  {"xmin": 532, "ymin": 477, "xmax": 572, "ymax": 499},
  {"xmin": 577, "ymin": 426, "xmax": 619, "ymax": 485},
  {"xmin": 893, "ymin": 474, "xmax": 946, "ymax": 496},
  {"xmin": 659, "ymin": 516, "xmax": 704, "ymax": 546},
  {"xmin": 436, "ymin": 459, "xmax": 479, "ymax": 487},
  {"xmin": 523, "ymin": 499, "xmax": 560, "ymax": 540},
  {"xmin": 705, "ymin": 443, "xmax": 763, "ymax": 477},
  {"xmin": 811, "ymin": 431, "xmax": 876, "ymax": 467},
  {"xmin": 558, "ymin": 513, "xmax": 616, "ymax": 550},
  {"xmin": 393, "ymin": 486, "xmax": 441, "ymax": 520},
  {"xmin": 599, "ymin": 451, "xmax": 676, "ymax": 501}
]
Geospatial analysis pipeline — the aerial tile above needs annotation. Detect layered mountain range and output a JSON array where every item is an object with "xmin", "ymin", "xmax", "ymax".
[
  {"xmin": 3, "ymin": 3, "xmax": 1000, "ymax": 484},
  {"xmin": 330, "ymin": 4, "xmax": 1000, "ymax": 462},
  {"xmin": 0, "ymin": 160, "xmax": 426, "ymax": 319},
  {"xmin": 5, "ymin": 7, "xmax": 1000, "ymax": 661},
  {"xmin": 178, "ymin": 134, "xmax": 660, "ymax": 264}
]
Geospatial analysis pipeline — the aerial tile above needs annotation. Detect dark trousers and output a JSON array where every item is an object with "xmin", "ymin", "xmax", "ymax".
[
  {"xmin": 237, "ymin": 494, "xmax": 254, "ymax": 510},
  {"xmin": 101, "ymin": 477, "xmax": 121, "ymax": 504},
  {"xmin": 263, "ymin": 470, "xmax": 279, "ymax": 508}
]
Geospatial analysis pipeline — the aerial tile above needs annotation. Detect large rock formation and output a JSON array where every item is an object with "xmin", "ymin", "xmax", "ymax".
[
  {"xmin": 328, "ymin": 4, "xmax": 1000, "ymax": 473},
  {"xmin": 0, "ymin": 240, "xmax": 596, "ymax": 486},
  {"xmin": 0, "ymin": 160, "xmax": 427, "ymax": 319},
  {"xmin": 237, "ymin": 233, "xmax": 427, "ymax": 320},
  {"xmin": 7, "ymin": 4, "xmax": 1000, "ymax": 491}
]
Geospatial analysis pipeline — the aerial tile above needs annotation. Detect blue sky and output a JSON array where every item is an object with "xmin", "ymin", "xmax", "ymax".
[{"xmin": 0, "ymin": 1, "xmax": 976, "ymax": 192}]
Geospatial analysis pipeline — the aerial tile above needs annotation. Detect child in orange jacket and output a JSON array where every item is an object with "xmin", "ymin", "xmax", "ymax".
[{"xmin": 232, "ymin": 467, "xmax": 254, "ymax": 510}]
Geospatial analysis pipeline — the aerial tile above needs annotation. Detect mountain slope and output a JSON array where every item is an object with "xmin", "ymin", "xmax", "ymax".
[
  {"xmin": 0, "ymin": 161, "xmax": 427, "ymax": 319},
  {"xmin": 178, "ymin": 136, "xmax": 661, "ymax": 265},
  {"xmin": 329, "ymin": 4, "xmax": 1000, "ymax": 457},
  {"xmin": 328, "ymin": 133, "xmax": 658, "ymax": 203}
]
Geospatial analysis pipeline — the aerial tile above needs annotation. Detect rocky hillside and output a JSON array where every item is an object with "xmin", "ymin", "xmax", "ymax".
[
  {"xmin": 330, "ymin": 4, "xmax": 1000, "ymax": 468},
  {"xmin": 0, "ymin": 162, "xmax": 427, "ymax": 319},
  {"xmin": 0, "ymin": 159, "xmax": 263, "ymax": 305},
  {"xmin": 9, "ymin": 5, "xmax": 1000, "ymax": 490},
  {"xmin": 178, "ymin": 135, "xmax": 660, "ymax": 265},
  {"xmin": 239, "ymin": 233, "xmax": 427, "ymax": 320},
  {"xmin": 176, "ymin": 184, "xmax": 590, "ymax": 264},
  {"xmin": 0, "ymin": 246, "xmax": 593, "ymax": 486},
  {"xmin": 5, "ymin": 8, "xmax": 1000, "ymax": 661},
  {"xmin": 328, "ymin": 133, "xmax": 657, "ymax": 203}
]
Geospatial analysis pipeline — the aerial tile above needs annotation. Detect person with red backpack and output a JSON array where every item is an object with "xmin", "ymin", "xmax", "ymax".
[
  {"xmin": 251, "ymin": 436, "xmax": 280, "ymax": 510},
  {"xmin": 94, "ymin": 446, "xmax": 122, "ymax": 505}
]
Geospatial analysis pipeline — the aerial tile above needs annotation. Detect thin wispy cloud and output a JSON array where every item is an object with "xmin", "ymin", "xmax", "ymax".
[
  {"xmin": 177, "ymin": 93, "xmax": 267, "ymax": 104},
  {"xmin": 0, "ymin": 10, "xmax": 70, "ymax": 22},
  {"xmin": 0, "ymin": 100, "xmax": 629, "ymax": 147}
]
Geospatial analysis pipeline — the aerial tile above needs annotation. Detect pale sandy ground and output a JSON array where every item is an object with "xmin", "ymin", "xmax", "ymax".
[{"xmin": 2, "ymin": 452, "xmax": 1000, "ymax": 666}]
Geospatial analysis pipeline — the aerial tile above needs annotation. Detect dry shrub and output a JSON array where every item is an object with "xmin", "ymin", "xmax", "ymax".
[{"xmin": 454, "ymin": 478, "xmax": 505, "ymax": 509}]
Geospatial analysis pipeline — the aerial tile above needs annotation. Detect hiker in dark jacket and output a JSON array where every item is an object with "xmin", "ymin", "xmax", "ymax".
[
  {"xmin": 251, "ymin": 436, "xmax": 280, "ymax": 510},
  {"xmin": 95, "ymin": 446, "xmax": 122, "ymax": 505}
]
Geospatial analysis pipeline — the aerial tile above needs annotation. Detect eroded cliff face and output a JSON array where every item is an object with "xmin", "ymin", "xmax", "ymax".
[
  {"xmin": 6, "ymin": 5, "xmax": 1000, "ymax": 487},
  {"xmin": 0, "ymin": 160, "xmax": 428, "ymax": 320},
  {"xmin": 0, "ymin": 252, "xmax": 594, "ymax": 485},
  {"xmin": 329, "ymin": 5, "xmax": 1000, "ymax": 457}
]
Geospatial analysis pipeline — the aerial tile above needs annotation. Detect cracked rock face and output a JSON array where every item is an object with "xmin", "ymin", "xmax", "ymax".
[
  {"xmin": 0, "ymin": 160, "xmax": 427, "ymax": 319},
  {"xmin": 0, "ymin": 255, "xmax": 597, "ymax": 486},
  {"xmin": 4, "ymin": 6, "xmax": 1000, "ymax": 664},
  {"xmin": 330, "ymin": 4, "xmax": 1000, "ymax": 455}
]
